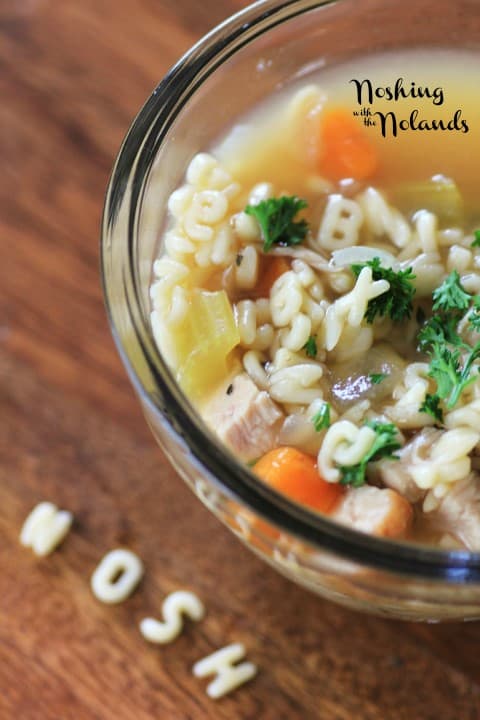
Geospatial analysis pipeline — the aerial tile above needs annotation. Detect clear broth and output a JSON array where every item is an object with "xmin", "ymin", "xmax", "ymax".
[{"xmin": 217, "ymin": 49, "xmax": 480, "ymax": 224}]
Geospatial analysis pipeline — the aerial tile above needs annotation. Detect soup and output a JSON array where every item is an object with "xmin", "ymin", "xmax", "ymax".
[{"xmin": 150, "ymin": 49, "xmax": 480, "ymax": 550}]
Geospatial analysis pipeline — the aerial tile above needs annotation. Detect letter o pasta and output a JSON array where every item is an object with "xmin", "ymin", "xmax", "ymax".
[{"xmin": 91, "ymin": 549, "xmax": 144, "ymax": 604}]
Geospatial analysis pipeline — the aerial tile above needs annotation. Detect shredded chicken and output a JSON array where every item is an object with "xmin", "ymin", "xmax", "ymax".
[
  {"xmin": 200, "ymin": 373, "xmax": 284, "ymax": 463},
  {"xmin": 332, "ymin": 485, "xmax": 413, "ymax": 539},
  {"xmin": 430, "ymin": 474, "xmax": 480, "ymax": 550}
]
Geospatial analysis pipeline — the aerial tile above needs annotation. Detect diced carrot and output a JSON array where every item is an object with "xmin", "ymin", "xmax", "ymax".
[
  {"xmin": 253, "ymin": 256, "xmax": 290, "ymax": 298},
  {"xmin": 319, "ymin": 108, "xmax": 378, "ymax": 181},
  {"xmin": 254, "ymin": 446, "xmax": 345, "ymax": 514}
]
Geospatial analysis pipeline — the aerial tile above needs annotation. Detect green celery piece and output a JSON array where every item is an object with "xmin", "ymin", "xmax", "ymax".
[{"xmin": 392, "ymin": 176, "xmax": 464, "ymax": 227}]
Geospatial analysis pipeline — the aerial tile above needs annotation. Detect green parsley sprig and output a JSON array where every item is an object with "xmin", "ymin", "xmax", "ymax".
[
  {"xmin": 419, "ymin": 393, "xmax": 444, "ymax": 424},
  {"xmin": 338, "ymin": 421, "xmax": 401, "ymax": 488},
  {"xmin": 312, "ymin": 403, "xmax": 331, "ymax": 431},
  {"xmin": 471, "ymin": 230, "xmax": 480, "ymax": 248},
  {"xmin": 351, "ymin": 257, "xmax": 416, "ymax": 323},
  {"xmin": 245, "ymin": 196, "xmax": 309, "ymax": 253},
  {"xmin": 303, "ymin": 336, "xmax": 317, "ymax": 359},
  {"xmin": 469, "ymin": 297, "xmax": 480, "ymax": 332},
  {"xmin": 418, "ymin": 314, "xmax": 462, "ymax": 350},
  {"xmin": 428, "ymin": 343, "xmax": 480, "ymax": 409},
  {"xmin": 432, "ymin": 269, "xmax": 470, "ymax": 314},
  {"xmin": 369, "ymin": 373, "xmax": 387, "ymax": 385},
  {"xmin": 418, "ymin": 271, "xmax": 480, "ymax": 418}
]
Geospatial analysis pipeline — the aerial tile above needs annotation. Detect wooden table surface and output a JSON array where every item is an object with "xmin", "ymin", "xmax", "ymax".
[{"xmin": 2, "ymin": 1, "xmax": 480, "ymax": 718}]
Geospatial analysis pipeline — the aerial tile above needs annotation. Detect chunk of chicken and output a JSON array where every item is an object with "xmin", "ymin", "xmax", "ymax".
[
  {"xmin": 200, "ymin": 373, "xmax": 284, "ymax": 463},
  {"xmin": 430, "ymin": 474, "xmax": 480, "ymax": 550},
  {"xmin": 332, "ymin": 485, "xmax": 413, "ymax": 539}
]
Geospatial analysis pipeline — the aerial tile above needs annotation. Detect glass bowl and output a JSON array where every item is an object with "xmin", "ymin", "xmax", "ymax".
[{"xmin": 101, "ymin": 0, "xmax": 480, "ymax": 621}]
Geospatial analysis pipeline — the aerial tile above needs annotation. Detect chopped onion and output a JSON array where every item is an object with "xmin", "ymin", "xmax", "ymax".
[
  {"xmin": 278, "ymin": 413, "xmax": 323, "ymax": 455},
  {"xmin": 330, "ymin": 246, "xmax": 399, "ymax": 270},
  {"xmin": 330, "ymin": 344, "xmax": 405, "ymax": 409}
]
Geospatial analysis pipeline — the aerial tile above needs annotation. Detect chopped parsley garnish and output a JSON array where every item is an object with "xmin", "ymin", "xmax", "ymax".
[
  {"xmin": 312, "ymin": 403, "xmax": 331, "ymax": 431},
  {"xmin": 418, "ymin": 313, "xmax": 462, "ymax": 351},
  {"xmin": 469, "ymin": 297, "xmax": 480, "ymax": 332},
  {"xmin": 432, "ymin": 270, "xmax": 471, "ymax": 314},
  {"xmin": 470, "ymin": 313, "xmax": 480, "ymax": 332},
  {"xmin": 245, "ymin": 196, "xmax": 309, "ymax": 253},
  {"xmin": 369, "ymin": 373, "xmax": 387, "ymax": 385},
  {"xmin": 471, "ymin": 230, "xmax": 480, "ymax": 248},
  {"xmin": 351, "ymin": 257, "xmax": 416, "ymax": 323},
  {"xmin": 417, "ymin": 271, "xmax": 480, "ymax": 414},
  {"xmin": 338, "ymin": 421, "xmax": 401, "ymax": 488},
  {"xmin": 427, "ymin": 343, "xmax": 480, "ymax": 409},
  {"xmin": 303, "ymin": 335, "xmax": 317, "ymax": 359},
  {"xmin": 419, "ymin": 393, "xmax": 444, "ymax": 424}
]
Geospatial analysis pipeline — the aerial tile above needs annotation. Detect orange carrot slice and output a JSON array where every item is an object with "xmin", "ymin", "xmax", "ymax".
[
  {"xmin": 319, "ymin": 108, "xmax": 378, "ymax": 181},
  {"xmin": 254, "ymin": 446, "xmax": 344, "ymax": 514},
  {"xmin": 252, "ymin": 256, "xmax": 290, "ymax": 299}
]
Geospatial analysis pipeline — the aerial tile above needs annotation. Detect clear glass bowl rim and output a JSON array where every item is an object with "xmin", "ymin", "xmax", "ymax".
[{"xmin": 101, "ymin": 0, "xmax": 480, "ymax": 583}]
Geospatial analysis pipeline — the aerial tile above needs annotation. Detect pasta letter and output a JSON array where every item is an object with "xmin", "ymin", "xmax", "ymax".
[
  {"xmin": 91, "ymin": 549, "xmax": 144, "ymax": 604},
  {"xmin": 20, "ymin": 502, "xmax": 73, "ymax": 556},
  {"xmin": 193, "ymin": 643, "xmax": 257, "ymax": 699},
  {"xmin": 140, "ymin": 591, "xmax": 205, "ymax": 644}
]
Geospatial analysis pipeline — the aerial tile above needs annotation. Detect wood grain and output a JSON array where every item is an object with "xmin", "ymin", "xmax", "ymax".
[{"xmin": 1, "ymin": 1, "xmax": 480, "ymax": 718}]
